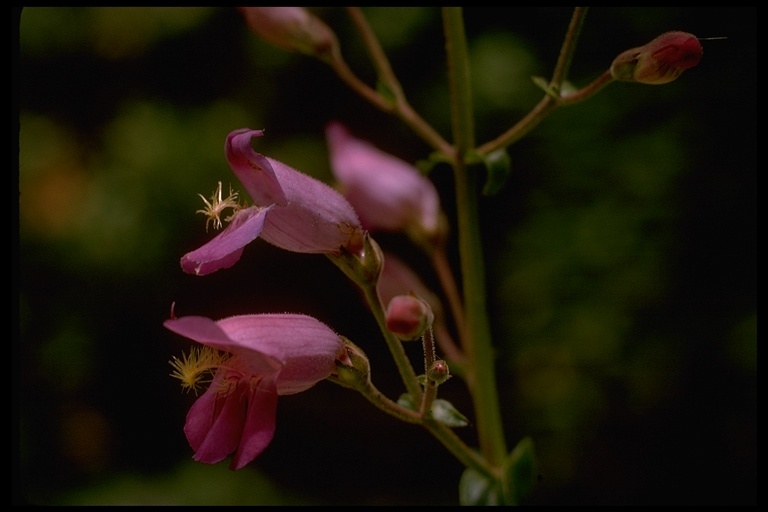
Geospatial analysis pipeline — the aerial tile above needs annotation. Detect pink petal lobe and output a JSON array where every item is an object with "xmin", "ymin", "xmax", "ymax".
[
  {"xmin": 180, "ymin": 206, "xmax": 271, "ymax": 276},
  {"xmin": 184, "ymin": 377, "xmax": 248, "ymax": 465},
  {"xmin": 230, "ymin": 377, "xmax": 279, "ymax": 469},
  {"xmin": 226, "ymin": 129, "xmax": 288, "ymax": 206}
]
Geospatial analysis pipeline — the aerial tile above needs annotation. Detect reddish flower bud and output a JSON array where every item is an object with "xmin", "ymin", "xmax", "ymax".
[
  {"xmin": 610, "ymin": 31, "xmax": 703, "ymax": 85},
  {"xmin": 427, "ymin": 359, "xmax": 451, "ymax": 384},
  {"xmin": 238, "ymin": 7, "xmax": 339, "ymax": 61},
  {"xmin": 385, "ymin": 294, "xmax": 434, "ymax": 341},
  {"xmin": 331, "ymin": 337, "xmax": 371, "ymax": 391}
]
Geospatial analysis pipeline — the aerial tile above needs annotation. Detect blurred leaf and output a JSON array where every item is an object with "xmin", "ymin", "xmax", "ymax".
[
  {"xmin": 458, "ymin": 437, "xmax": 537, "ymax": 505},
  {"xmin": 501, "ymin": 436, "xmax": 537, "ymax": 505},
  {"xmin": 397, "ymin": 394, "xmax": 468, "ymax": 427},
  {"xmin": 375, "ymin": 80, "xmax": 397, "ymax": 104},
  {"xmin": 480, "ymin": 148, "xmax": 511, "ymax": 196},
  {"xmin": 397, "ymin": 393, "xmax": 417, "ymax": 411},
  {"xmin": 531, "ymin": 75, "xmax": 549, "ymax": 93},
  {"xmin": 430, "ymin": 399, "xmax": 469, "ymax": 427},
  {"xmin": 416, "ymin": 151, "xmax": 453, "ymax": 176},
  {"xmin": 459, "ymin": 467, "xmax": 503, "ymax": 505}
]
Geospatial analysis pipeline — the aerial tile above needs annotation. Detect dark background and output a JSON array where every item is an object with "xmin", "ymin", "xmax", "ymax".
[{"xmin": 15, "ymin": 7, "xmax": 755, "ymax": 505}]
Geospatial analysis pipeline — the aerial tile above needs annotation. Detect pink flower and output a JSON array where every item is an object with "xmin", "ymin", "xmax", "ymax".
[
  {"xmin": 181, "ymin": 129, "xmax": 365, "ymax": 275},
  {"xmin": 325, "ymin": 121, "xmax": 444, "ymax": 243},
  {"xmin": 164, "ymin": 312, "xmax": 343, "ymax": 469}
]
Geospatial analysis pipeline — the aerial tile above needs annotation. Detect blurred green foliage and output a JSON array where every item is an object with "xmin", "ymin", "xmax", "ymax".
[{"xmin": 16, "ymin": 7, "xmax": 755, "ymax": 505}]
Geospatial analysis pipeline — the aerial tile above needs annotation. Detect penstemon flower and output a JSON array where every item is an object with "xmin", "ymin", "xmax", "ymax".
[
  {"xmin": 325, "ymin": 121, "xmax": 445, "ymax": 247},
  {"xmin": 165, "ymin": 312, "xmax": 344, "ymax": 469},
  {"xmin": 181, "ymin": 129, "xmax": 365, "ymax": 275}
]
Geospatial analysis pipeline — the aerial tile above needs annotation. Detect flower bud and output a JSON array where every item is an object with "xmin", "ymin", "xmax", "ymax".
[
  {"xmin": 331, "ymin": 337, "xmax": 371, "ymax": 391},
  {"xmin": 610, "ymin": 31, "xmax": 702, "ymax": 85},
  {"xmin": 427, "ymin": 359, "xmax": 451, "ymax": 384},
  {"xmin": 385, "ymin": 294, "xmax": 434, "ymax": 341},
  {"xmin": 328, "ymin": 232, "xmax": 384, "ymax": 288},
  {"xmin": 238, "ymin": 7, "xmax": 339, "ymax": 62}
]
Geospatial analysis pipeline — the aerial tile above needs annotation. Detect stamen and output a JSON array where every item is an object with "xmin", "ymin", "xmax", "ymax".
[
  {"xmin": 196, "ymin": 181, "xmax": 241, "ymax": 232},
  {"xmin": 169, "ymin": 346, "xmax": 230, "ymax": 394}
]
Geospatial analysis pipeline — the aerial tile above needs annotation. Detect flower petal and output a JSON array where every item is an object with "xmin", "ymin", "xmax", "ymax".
[
  {"xmin": 164, "ymin": 315, "xmax": 281, "ymax": 375},
  {"xmin": 226, "ymin": 129, "xmax": 288, "ymax": 207},
  {"xmin": 181, "ymin": 206, "xmax": 272, "ymax": 276},
  {"xmin": 184, "ymin": 375, "xmax": 248, "ymax": 465},
  {"xmin": 326, "ymin": 121, "xmax": 441, "ymax": 235},
  {"xmin": 216, "ymin": 313, "xmax": 343, "ymax": 394},
  {"xmin": 184, "ymin": 373, "xmax": 280, "ymax": 469},
  {"xmin": 230, "ymin": 377, "xmax": 279, "ymax": 470}
]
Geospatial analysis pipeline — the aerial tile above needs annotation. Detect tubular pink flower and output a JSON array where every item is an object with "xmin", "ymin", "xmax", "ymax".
[
  {"xmin": 181, "ymin": 129, "xmax": 364, "ymax": 275},
  {"xmin": 164, "ymin": 313, "xmax": 344, "ymax": 469},
  {"xmin": 325, "ymin": 121, "xmax": 442, "ymax": 240}
]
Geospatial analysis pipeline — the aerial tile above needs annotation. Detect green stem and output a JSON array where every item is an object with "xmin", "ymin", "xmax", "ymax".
[
  {"xmin": 431, "ymin": 247, "xmax": 468, "ymax": 354},
  {"xmin": 329, "ymin": 370, "xmax": 498, "ymax": 480},
  {"xmin": 442, "ymin": 6, "xmax": 508, "ymax": 467},
  {"xmin": 344, "ymin": 7, "xmax": 453, "ymax": 155},
  {"xmin": 325, "ymin": 51, "xmax": 394, "ymax": 112},
  {"xmin": 475, "ymin": 94, "xmax": 558, "ymax": 155},
  {"xmin": 424, "ymin": 420, "xmax": 500, "ymax": 481},
  {"xmin": 346, "ymin": 7, "xmax": 403, "ymax": 98},
  {"xmin": 550, "ymin": 7, "xmax": 589, "ymax": 91},
  {"xmin": 361, "ymin": 283, "xmax": 424, "ymax": 402},
  {"xmin": 559, "ymin": 70, "xmax": 615, "ymax": 106},
  {"xmin": 328, "ymin": 335, "xmax": 496, "ymax": 479},
  {"xmin": 327, "ymin": 373, "xmax": 422, "ymax": 424},
  {"xmin": 476, "ymin": 7, "xmax": 614, "ymax": 155},
  {"xmin": 325, "ymin": 239, "xmax": 424, "ymax": 402},
  {"xmin": 419, "ymin": 327, "xmax": 438, "ymax": 416}
]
